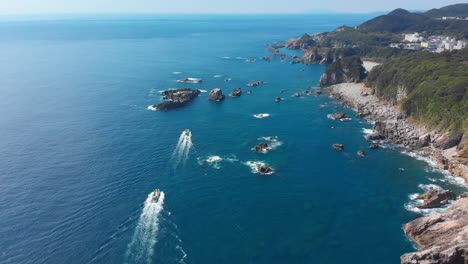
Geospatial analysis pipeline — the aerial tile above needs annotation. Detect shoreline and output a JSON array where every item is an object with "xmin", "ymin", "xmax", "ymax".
[
  {"xmin": 328, "ymin": 82, "xmax": 468, "ymax": 183},
  {"xmin": 327, "ymin": 82, "xmax": 468, "ymax": 262}
]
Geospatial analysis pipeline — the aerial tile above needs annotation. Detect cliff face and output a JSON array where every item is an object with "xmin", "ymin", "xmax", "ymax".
[
  {"xmin": 284, "ymin": 34, "xmax": 316, "ymax": 50},
  {"xmin": 319, "ymin": 56, "xmax": 367, "ymax": 85},
  {"xmin": 401, "ymin": 198, "xmax": 468, "ymax": 264}
]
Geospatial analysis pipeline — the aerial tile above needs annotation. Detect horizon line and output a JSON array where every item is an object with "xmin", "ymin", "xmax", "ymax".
[{"xmin": 0, "ymin": 10, "xmax": 391, "ymax": 16}]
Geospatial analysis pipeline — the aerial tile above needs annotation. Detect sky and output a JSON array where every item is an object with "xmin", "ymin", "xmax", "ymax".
[{"xmin": 0, "ymin": 0, "xmax": 464, "ymax": 14}]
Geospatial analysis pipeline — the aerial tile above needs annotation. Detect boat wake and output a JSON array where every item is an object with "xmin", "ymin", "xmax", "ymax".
[
  {"xmin": 171, "ymin": 129, "xmax": 193, "ymax": 167},
  {"xmin": 125, "ymin": 190, "xmax": 165, "ymax": 264}
]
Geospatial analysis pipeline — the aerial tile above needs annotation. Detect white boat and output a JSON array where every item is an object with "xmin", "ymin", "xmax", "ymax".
[
  {"xmin": 177, "ymin": 78, "xmax": 202, "ymax": 84},
  {"xmin": 151, "ymin": 189, "xmax": 161, "ymax": 203},
  {"xmin": 183, "ymin": 129, "xmax": 191, "ymax": 137}
]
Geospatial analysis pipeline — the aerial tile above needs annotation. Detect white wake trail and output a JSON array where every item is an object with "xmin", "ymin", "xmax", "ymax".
[
  {"xmin": 125, "ymin": 191, "xmax": 165, "ymax": 264},
  {"xmin": 171, "ymin": 130, "xmax": 193, "ymax": 167}
]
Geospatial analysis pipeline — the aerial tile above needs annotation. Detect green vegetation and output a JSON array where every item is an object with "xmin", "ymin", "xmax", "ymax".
[
  {"xmin": 366, "ymin": 49, "xmax": 468, "ymax": 133},
  {"xmin": 424, "ymin": 3, "xmax": 468, "ymax": 18},
  {"xmin": 358, "ymin": 10, "xmax": 468, "ymax": 38},
  {"xmin": 320, "ymin": 56, "xmax": 367, "ymax": 85}
]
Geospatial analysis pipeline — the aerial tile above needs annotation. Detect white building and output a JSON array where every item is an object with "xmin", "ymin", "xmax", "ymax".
[{"xmin": 404, "ymin": 33, "xmax": 423, "ymax": 43}]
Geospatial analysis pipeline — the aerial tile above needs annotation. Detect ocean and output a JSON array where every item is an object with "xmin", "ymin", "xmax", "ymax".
[{"xmin": 0, "ymin": 14, "xmax": 465, "ymax": 264}]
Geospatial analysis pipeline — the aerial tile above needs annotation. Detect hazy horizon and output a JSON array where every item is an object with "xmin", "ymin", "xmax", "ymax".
[{"xmin": 0, "ymin": 0, "xmax": 464, "ymax": 15}]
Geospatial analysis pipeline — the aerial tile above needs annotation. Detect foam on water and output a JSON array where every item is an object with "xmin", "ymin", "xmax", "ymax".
[
  {"xmin": 147, "ymin": 105, "xmax": 157, "ymax": 111},
  {"xmin": 401, "ymin": 150, "xmax": 438, "ymax": 168},
  {"xmin": 125, "ymin": 191, "xmax": 165, "ymax": 264},
  {"xmin": 198, "ymin": 155, "xmax": 238, "ymax": 169},
  {"xmin": 362, "ymin": 128, "xmax": 374, "ymax": 136},
  {"xmin": 253, "ymin": 113, "xmax": 270, "ymax": 119},
  {"xmin": 198, "ymin": 155, "xmax": 223, "ymax": 169},
  {"xmin": 173, "ymin": 72, "xmax": 182, "ymax": 75},
  {"xmin": 213, "ymin": 75, "xmax": 223, "ymax": 78},
  {"xmin": 418, "ymin": 183, "xmax": 442, "ymax": 192}
]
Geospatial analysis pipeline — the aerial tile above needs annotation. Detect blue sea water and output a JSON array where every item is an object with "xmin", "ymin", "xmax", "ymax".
[{"xmin": 0, "ymin": 14, "xmax": 466, "ymax": 264}]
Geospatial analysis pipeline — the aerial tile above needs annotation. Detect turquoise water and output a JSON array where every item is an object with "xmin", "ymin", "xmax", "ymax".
[{"xmin": 0, "ymin": 14, "xmax": 465, "ymax": 264}]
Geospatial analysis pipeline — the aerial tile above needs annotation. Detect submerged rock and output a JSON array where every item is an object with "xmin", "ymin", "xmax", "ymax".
[
  {"xmin": 292, "ymin": 93, "xmax": 301, "ymax": 97},
  {"xmin": 333, "ymin": 144, "xmax": 345, "ymax": 151},
  {"xmin": 208, "ymin": 88, "xmax": 225, "ymax": 102},
  {"xmin": 369, "ymin": 144, "xmax": 382, "ymax": 150},
  {"xmin": 247, "ymin": 90, "xmax": 252, "ymax": 94},
  {"xmin": 275, "ymin": 97, "xmax": 283, "ymax": 102},
  {"xmin": 151, "ymin": 88, "xmax": 201, "ymax": 111},
  {"xmin": 229, "ymin": 87, "xmax": 242, "ymax": 97},
  {"xmin": 357, "ymin": 150, "xmax": 366, "ymax": 157}
]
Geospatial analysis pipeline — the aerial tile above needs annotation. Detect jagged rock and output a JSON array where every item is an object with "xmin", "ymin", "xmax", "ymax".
[
  {"xmin": 416, "ymin": 190, "xmax": 457, "ymax": 209},
  {"xmin": 229, "ymin": 88, "xmax": 242, "ymax": 97},
  {"xmin": 319, "ymin": 56, "xmax": 367, "ymax": 86},
  {"xmin": 328, "ymin": 112, "xmax": 350, "ymax": 120},
  {"xmin": 248, "ymin": 81, "xmax": 264, "ymax": 87},
  {"xmin": 333, "ymin": 144, "xmax": 345, "ymax": 151},
  {"xmin": 369, "ymin": 144, "xmax": 381, "ymax": 149},
  {"xmin": 253, "ymin": 143, "xmax": 270, "ymax": 153},
  {"xmin": 366, "ymin": 133, "xmax": 385, "ymax": 141},
  {"xmin": 292, "ymin": 93, "xmax": 301, "ymax": 97},
  {"xmin": 415, "ymin": 134, "xmax": 431, "ymax": 148},
  {"xmin": 247, "ymin": 90, "xmax": 252, "ymax": 94},
  {"xmin": 275, "ymin": 97, "xmax": 282, "ymax": 102},
  {"xmin": 208, "ymin": 88, "xmax": 225, "ymax": 102},
  {"xmin": 152, "ymin": 88, "xmax": 201, "ymax": 110},
  {"xmin": 433, "ymin": 133, "xmax": 463, "ymax": 150},
  {"xmin": 401, "ymin": 198, "xmax": 468, "ymax": 264},
  {"xmin": 357, "ymin": 150, "xmax": 366, "ymax": 157},
  {"xmin": 259, "ymin": 165, "xmax": 273, "ymax": 175},
  {"xmin": 315, "ymin": 90, "xmax": 322, "ymax": 95},
  {"xmin": 284, "ymin": 34, "xmax": 315, "ymax": 50}
]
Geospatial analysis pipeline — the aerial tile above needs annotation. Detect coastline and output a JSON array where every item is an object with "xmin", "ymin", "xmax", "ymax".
[
  {"xmin": 327, "ymin": 81, "xmax": 468, "ymax": 262},
  {"xmin": 328, "ymin": 81, "xmax": 468, "ymax": 182}
]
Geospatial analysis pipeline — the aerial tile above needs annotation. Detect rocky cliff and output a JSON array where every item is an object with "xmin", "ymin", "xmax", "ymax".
[
  {"xmin": 401, "ymin": 198, "xmax": 468, "ymax": 264},
  {"xmin": 319, "ymin": 56, "xmax": 367, "ymax": 85}
]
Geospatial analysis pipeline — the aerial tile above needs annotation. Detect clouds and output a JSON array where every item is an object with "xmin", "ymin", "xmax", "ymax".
[{"xmin": 0, "ymin": 0, "xmax": 462, "ymax": 14}]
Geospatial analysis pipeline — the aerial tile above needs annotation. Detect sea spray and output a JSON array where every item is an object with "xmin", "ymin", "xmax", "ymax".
[{"xmin": 125, "ymin": 190, "xmax": 165, "ymax": 264}]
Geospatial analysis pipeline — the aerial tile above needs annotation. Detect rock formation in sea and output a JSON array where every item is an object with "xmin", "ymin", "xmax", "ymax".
[
  {"xmin": 357, "ymin": 150, "xmax": 366, "ymax": 157},
  {"xmin": 333, "ymin": 144, "xmax": 345, "ymax": 151},
  {"xmin": 248, "ymin": 81, "xmax": 265, "ymax": 87},
  {"xmin": 229, "ymin": 88, "xmax": 242, "ymax": 97},
  {"xmin": 401, "ymin": 197, "xmax": 468, "ymax": 264},
  {"xmin": 416, "ymin": 190, "xmax": 456, "ymax": 209},
  {"xmin": 150, "ymin": 88, "xmax": 200, "ymax": 111},
  {"xmin": 328, "ymin": 112, "xmax": 351, "ymax": 121},
  {"xmin": 253, "ymin": 143, "xmax": 269, "ymax": 153},
  {"xmin": 208, "ymin": 88, "xmax": 225, "ymax": 102}
]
